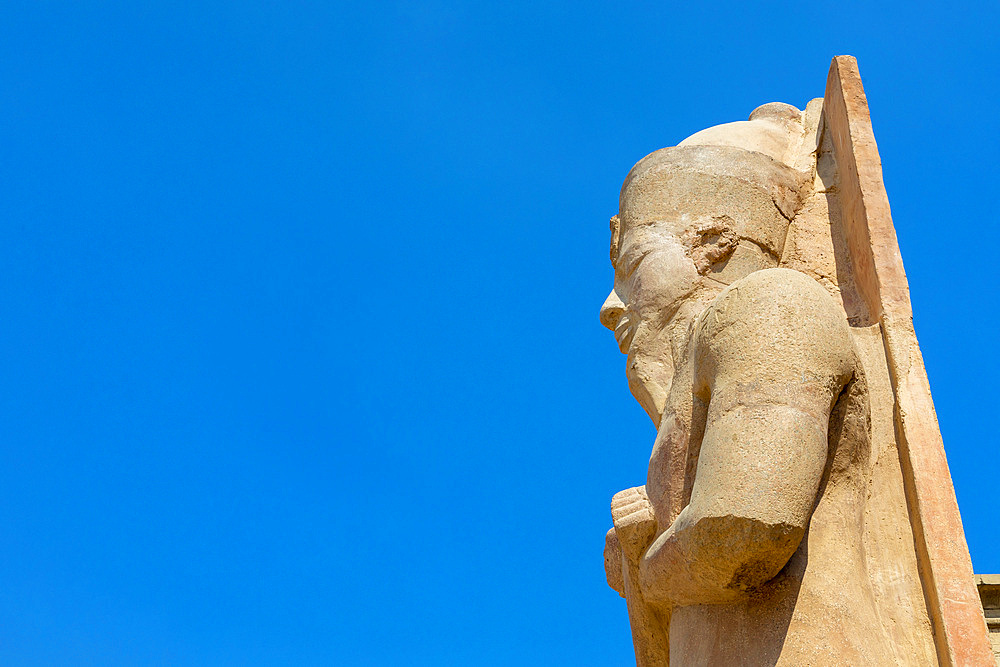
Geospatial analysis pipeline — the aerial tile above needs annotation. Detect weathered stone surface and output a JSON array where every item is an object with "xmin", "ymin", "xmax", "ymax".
[
  {"xmin": 599, "ymin": 57, "xmax": 991, "ymax": 666},
  {"xmin": 824, "ymin": 55, "xmax": 992, "ymax": 667}
]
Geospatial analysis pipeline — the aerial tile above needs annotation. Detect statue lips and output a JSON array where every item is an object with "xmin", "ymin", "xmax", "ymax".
[{"xmin": 614, "ymin": 315, "xmax": 637, "ymax": 354}]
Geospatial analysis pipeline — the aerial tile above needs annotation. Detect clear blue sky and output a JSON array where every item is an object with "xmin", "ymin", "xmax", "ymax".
[{"xmin": 1, "ymin": 2, "xmax": 997, "ymax": 664}]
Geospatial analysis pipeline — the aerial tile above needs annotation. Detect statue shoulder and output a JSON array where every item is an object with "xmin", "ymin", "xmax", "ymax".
[{"xmin": 695, "ymin": 268, "xmax": 854, "ymax": 386}]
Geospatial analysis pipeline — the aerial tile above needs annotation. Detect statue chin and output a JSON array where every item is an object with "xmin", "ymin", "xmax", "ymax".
[{"xmin": 626, "ymin": 351, "xmax": 671, "ymax": 427}]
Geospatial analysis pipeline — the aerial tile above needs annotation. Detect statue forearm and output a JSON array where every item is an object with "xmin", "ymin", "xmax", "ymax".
[{"xmin": 639, "ymin": 506, "xmax": 806, "ymax": 606}]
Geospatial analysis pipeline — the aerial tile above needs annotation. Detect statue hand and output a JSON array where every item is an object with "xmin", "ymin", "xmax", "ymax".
[{"xmin": 611, "ymin": 486, "xmax": 657, "ymax": 565}]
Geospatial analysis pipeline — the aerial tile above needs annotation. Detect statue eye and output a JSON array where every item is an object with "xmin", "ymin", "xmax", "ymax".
[{"xmin": 617, "ymin": 250, "xmax": 646, "ymax": 281}]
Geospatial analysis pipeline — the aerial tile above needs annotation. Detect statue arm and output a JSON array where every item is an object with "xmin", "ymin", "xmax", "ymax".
[{"xmin": 639, "ymin": 269, "xmax": 854, "ymax": 606}]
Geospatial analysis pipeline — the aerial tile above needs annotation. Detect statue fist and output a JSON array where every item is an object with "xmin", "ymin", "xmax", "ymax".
[{"xmin": 611, "ymin": 486, "xmax": 657, "ymax": 564}]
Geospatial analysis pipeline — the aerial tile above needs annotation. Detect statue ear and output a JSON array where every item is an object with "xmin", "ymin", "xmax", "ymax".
[
  {"xmin": 610, "ymin": 215, "xmax": 621, "ymax": 267},
  {"xmin": 689, "ymin": 217, "xmax": 738, "ymax": 275}
]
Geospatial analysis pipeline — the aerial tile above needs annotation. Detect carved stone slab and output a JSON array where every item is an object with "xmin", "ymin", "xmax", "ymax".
[{"xmin": 824, "ymin": 55, "xmax": 993, "ymax": 667}]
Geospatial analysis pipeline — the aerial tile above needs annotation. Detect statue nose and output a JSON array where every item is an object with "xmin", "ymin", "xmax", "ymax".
[{"xmin": 600, "ymin": 290, "xmax": 626, "ymax": 331}]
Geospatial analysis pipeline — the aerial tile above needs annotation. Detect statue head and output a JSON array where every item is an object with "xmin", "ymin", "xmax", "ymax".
[{"xmin": 600, "ymin": 103, "xmax": 812, "ymax": 424}]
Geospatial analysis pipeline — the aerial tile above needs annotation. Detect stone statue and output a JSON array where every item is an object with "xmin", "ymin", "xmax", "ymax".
[{"xmin": 599, "ymin": 58, "xmax": 994, "ymax": 666}]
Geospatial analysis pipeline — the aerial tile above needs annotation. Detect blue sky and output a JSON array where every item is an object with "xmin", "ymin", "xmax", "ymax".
[{"xmin": 0, "ymin": 1, "xmax": 997, "ymax": 664}]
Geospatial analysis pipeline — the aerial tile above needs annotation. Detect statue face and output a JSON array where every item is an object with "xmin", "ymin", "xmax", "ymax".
[
  {"xmin": 600, "ymin": 220, "xmax": 700, "ymax": 425},
  {"xmin": 602, "ymin": 145, "xmax": 796, "ymax": 424}
]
